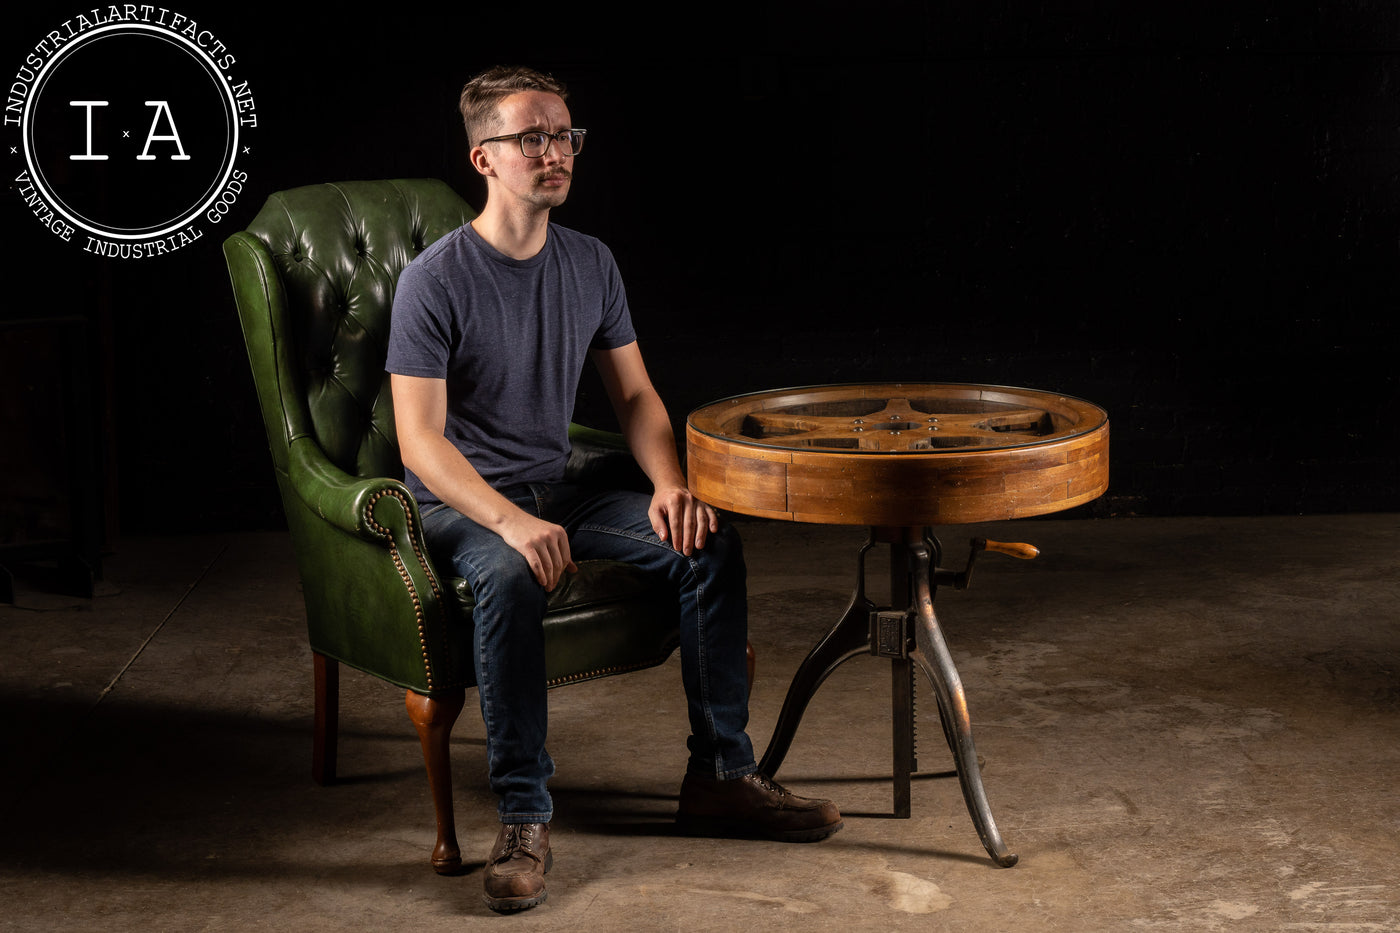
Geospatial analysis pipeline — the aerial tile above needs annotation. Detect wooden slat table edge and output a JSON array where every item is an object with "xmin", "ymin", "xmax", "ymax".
[{"xmin": 685, "ymin": 384, "xmax": 1109, "ymax": 526}]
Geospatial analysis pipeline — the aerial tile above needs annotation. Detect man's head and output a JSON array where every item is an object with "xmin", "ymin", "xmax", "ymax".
[
  {"xmin": 461, "ymin": 66, "xmax": 581, "ymax": 214},
  {"xmin": 459, "ymin": 65, "xmax": 568, "ymax": 147}
]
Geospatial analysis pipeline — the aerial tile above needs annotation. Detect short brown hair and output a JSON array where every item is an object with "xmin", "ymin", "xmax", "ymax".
[{"xmin": 459, "ymin": 66, "xmax": 568, "ymax": 147}]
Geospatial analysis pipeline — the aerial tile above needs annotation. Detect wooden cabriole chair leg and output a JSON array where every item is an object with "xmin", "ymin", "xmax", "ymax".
[
  {"xmin": 405, "ymin": 687, "xmax": 467, "ymax": 875},
  {"xmin": 312, "ymin": 652, "xmax": 339, "ymax": 785}
]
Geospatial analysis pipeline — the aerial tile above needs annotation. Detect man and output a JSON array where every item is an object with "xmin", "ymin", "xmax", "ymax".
[{"xmin": 386, "ymin": 65, "xmax": 841, "ymax": 913}]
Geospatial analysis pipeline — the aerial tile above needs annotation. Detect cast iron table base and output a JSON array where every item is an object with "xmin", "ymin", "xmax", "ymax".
[{"xmin": 758, "ymin": 526, "xmax": 1034, "ymax": 868}]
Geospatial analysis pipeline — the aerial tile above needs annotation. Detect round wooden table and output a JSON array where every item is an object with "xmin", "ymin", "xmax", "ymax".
[{"xmin": 686, "ymin": 383, "xmax": 1110, "ymax": 867}]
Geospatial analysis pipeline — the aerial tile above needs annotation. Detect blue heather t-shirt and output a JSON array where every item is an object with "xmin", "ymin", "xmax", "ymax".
[{"xmin": 385, "ymin": 222, "xmax": 637, "ymax": 508}]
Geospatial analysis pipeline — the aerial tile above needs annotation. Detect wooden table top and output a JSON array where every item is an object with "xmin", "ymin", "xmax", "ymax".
[{"xmin": 686, "ymin": 382, "xmax": 1110, "ymax": 526}]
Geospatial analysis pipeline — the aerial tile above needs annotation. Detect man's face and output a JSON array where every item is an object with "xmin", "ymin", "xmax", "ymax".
[{"xmin": 475, "ymin": 90, "xmax": 575, "ymax": 211}]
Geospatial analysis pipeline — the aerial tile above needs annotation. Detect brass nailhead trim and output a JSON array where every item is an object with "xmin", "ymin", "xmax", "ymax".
[
  {"xmin": 364, "ymin": 488, "xmax": 436, "ymax": 690},
  {"xmin": 545, "ymin": 655, "xmax": 671, "ymax": 689}
]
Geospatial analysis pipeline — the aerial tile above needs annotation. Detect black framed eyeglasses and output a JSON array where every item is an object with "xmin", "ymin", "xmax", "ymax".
[{"xmin": 478, "ymin": 128, "xmax": 587, "ymax": 158}]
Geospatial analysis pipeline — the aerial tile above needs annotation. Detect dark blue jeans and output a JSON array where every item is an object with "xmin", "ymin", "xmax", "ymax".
[{"xmin": 422, "ymin": 483, "xmax": 756, "ymax": 823}]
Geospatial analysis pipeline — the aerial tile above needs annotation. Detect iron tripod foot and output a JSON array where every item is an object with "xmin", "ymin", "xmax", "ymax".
[{"xmin": 757, "ymin": 526, "xmax": 1021, "ymax": 868}]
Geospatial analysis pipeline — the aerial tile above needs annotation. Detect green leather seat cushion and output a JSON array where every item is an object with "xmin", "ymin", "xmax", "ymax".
[{"xmin": 447, "ymin": 559, "xmax": 681, "ymax": 688}]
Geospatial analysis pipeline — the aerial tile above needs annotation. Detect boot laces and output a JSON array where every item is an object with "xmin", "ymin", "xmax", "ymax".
[
  {"xmin": 751, "ymin": 773, "xmax": 788, "ymax": 797},
  {"xmin": 499, "ymin": 824, "xmax": 538, "ymax": 861}
]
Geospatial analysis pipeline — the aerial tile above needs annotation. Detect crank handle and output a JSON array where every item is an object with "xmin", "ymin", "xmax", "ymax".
[
  {"xmin": 954, "ymin": 537, "xmax": 1040, "ymax": 589},
  {"xmin": 977, "ymin": 538, "xmax": 1040, "ymax": 560}
]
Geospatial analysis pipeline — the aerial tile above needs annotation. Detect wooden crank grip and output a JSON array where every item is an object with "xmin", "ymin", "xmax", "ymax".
[{"xmin": 977, "ymin": 538, "xmax": 1040, "ymax": 560}]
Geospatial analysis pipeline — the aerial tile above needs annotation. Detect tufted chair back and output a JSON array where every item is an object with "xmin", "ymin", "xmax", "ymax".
[{"xmin": 232, "ymin": 179, "xmax": 475, "ymax": 481}]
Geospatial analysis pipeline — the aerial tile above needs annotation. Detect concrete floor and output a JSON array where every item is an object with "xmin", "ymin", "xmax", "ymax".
[{"xmin": 1, "ymin": 513, "xmax": 1397, "ymax": 931}]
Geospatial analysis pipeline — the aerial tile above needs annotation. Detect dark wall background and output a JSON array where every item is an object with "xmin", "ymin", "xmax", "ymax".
[{"xmin": 4, "ymin": 1, "xmax": 1398, "ymax": 543}]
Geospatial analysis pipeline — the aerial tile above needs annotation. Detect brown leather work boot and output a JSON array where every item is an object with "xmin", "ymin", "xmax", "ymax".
[
  {"xmin": 675, "ymin": 772, "xmax": 844, "ymax": 842},
  {"xmin": 482, "ymin": 822, "xmax": 552, "ymax": 912}
]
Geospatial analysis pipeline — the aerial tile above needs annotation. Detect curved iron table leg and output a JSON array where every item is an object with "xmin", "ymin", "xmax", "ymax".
[
  {"xmin": 759, "ymin": 534, "xmax": 877, "ymax": 778},
  {"xmin": 908, "ymin": 540, "xmax": 1018, "ymax": 867},
  {"xmin": 758, "ymin": 588, "xmax": 874, "ymax": 778}
]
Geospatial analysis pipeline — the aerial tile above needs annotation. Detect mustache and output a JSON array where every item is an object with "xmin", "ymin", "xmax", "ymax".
[{"xmin": 535, "ymin": 168, "xmax": 571, "ymax": 184}]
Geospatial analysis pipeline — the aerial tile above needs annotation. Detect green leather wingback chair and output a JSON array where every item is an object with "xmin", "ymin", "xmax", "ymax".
[{"xmin": 222, "ymin": 179, "xmax": 696, "ymax": 874}]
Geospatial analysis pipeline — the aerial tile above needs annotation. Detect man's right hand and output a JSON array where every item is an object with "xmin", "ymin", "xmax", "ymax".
[
  {"xmin": 498, "ymin": 511, "xmax": 578, "ymax": 592},
  {"xmin": 391, "ymin": 373, "xmax": 579, "ymax": 593}
]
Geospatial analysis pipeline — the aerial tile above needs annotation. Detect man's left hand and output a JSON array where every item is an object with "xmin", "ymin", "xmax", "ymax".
[{"xmin": 650, "ymin": 486, "xmax": 719, "ymax": 555}]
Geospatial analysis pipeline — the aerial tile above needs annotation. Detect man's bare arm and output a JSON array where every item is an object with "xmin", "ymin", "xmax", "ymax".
[
  {"xmin": 390, "ymin": 373, "xmax": 576, "ymax": 590},
  {"xmin": 590, "ymin": 342, "xmax": 718, "ymax": 554}
]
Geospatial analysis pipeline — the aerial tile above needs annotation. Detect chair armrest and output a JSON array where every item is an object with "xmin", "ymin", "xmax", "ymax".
[
  {"xmin": 566, "ymin": 423, "xmax": 651, "ymax": 492},
  {"xmin": 286, "ymin": 436, "xmax": 420, "ymax": 544},
  {"xmin": 283, "ymin": 435, "xmax": 467, "ymax": 692},
  {"xmin": 568, "ymin": 422, "xmax": 629, "ymax": 451}
]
